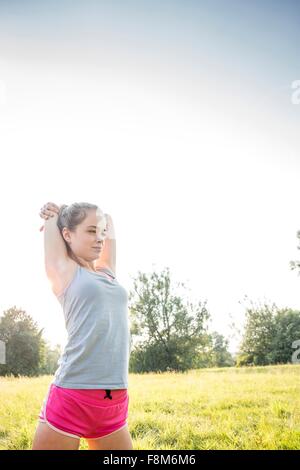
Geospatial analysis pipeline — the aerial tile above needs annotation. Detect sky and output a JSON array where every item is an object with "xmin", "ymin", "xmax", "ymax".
[{"xmin": 0, "ymin": 0, "xmax": 299, "ymax": 354}]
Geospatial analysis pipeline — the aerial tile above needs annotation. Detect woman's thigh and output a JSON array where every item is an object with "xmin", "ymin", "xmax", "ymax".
[
  {"xmin": 32, "ymin": 421, "xmax": 80, "ymax": 450},
  {"xmin": 86, "ymin": 424, "xmax": 133, "ymax": 450}
]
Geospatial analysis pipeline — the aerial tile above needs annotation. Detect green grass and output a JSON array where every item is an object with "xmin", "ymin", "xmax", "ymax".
[{"xmin": 0, "ymin": 365, "xmax": 300, "ymax": 449}]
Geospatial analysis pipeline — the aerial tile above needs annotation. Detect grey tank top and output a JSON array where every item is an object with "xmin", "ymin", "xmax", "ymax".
[{"xmin": 52, "ymin": 264, "xmax": 131, "ymax": 389}]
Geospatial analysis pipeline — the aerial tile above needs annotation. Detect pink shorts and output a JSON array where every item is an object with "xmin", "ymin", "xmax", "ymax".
[{"xmin": 38, "ymin": 383, "xmax": 129, "ymax": 440}]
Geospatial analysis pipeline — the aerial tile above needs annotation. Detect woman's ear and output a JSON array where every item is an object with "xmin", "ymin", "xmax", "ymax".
[{"xmin": 62, "ymin": 228, "xmax": 71, "ymax": 244}]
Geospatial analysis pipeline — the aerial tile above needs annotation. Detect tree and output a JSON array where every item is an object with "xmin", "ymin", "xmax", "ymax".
[
  {"xmin": 236, "ymin": 298, "xmax": 277, "ymax": 366},
  {"xmin": 39, "ymin": 342, "xmax": 62, "ymax": 375},
  {"xmin": 208, "ymin": 331, "xmax": 235, "ymax": 367},
  {"xmin": 236, "ymin": 297, "xmax": 300, "ymax": 366},
  {"xmin": 128, "ymin": 267, "xmax": 211, "ymax": 372},
  {"xmin": 0, "ymin": 306, "xmax": 45, "ymax": 377},
  {"xmin": 270, "ymin": 309, "xmax": 300, "ymax": 364}
]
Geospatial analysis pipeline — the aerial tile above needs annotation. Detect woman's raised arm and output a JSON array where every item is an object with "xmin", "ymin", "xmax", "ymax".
[
  {"xmin": 39, "ymin": 202, "xmax": 69, "ymax": 276},
  {"xmin": 94, "ymin": 213, "xmax": 116, "ymax": 276}
]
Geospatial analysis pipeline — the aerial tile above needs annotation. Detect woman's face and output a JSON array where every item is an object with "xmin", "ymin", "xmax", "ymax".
[{"xmin": 64, "ymin": 208, "xmax": 107, "ymax": 262}]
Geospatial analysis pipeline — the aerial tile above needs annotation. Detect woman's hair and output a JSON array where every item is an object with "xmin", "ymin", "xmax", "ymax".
[{"xmin": 57, "ymin": 202, "xmax": 99, "ymax": 267}]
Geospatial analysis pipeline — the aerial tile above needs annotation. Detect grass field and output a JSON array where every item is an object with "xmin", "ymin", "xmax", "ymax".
[{"xmin": 0, "ymin": 364, "xmax": 300, "ymax": 450}]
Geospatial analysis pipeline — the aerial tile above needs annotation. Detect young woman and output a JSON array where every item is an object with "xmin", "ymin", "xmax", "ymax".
[{"xmin": 32, "ymin": 201, "xmax": 133, "ymax": 450}]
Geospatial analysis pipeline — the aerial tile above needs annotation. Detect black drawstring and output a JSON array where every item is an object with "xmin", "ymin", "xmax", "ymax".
[{"xmin": 104, "ymin": 389, "xmax": 112, "ymax": 400}]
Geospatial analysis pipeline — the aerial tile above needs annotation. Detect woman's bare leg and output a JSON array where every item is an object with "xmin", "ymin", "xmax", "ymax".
[
  {"xmin": 32, "ymin": 421, "xmax": 80, "ymax": 450},
  {"xmin": 86, "ymin": 424, "xmax": 133, "ymax": 450}
]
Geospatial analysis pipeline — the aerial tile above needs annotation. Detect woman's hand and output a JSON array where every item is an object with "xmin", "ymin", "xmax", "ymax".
[
  {"xmin": 39, "ymin": 202, "xmax": 60, "ymax": 232},
  {"xmin": 103, "ymin": 213, "xmax": 115, "ymax": 239},
  {"xmin": 39, "ymin": 202, "xmax": 60, "ymax": 219}
]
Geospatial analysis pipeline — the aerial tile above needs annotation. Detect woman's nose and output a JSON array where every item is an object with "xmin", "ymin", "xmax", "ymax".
[
  {"xmin": 96, "ymin": 234, "xmax": 105, "ymax": 242},
  {"xmin": 96, "ymin": 229, "xmax": 107, "ymax": 241}
]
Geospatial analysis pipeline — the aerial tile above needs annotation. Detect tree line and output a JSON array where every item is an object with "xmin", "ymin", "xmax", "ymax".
[{"xmin": 1, "ymin": 264, "xmax": 300, "ymax": 377}]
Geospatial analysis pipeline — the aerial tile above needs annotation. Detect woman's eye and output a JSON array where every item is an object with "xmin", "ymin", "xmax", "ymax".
[{"xmin": 89, "ymin": 231, "xmax": 96, "ymax": 233}]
